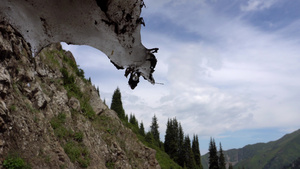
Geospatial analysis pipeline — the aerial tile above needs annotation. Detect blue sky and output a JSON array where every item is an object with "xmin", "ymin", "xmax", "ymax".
[{"xmin": 62, "ymin": 0, "xmax": 300, "ymax": 154}]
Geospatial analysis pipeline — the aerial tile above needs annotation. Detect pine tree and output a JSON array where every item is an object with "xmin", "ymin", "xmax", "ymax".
[
  {"xmin": 103, "ymin": 99, "xmax": 106, "ymax": 106},
  {"xmin": 150, "ymin": 114, "xmax": 160, "ymax": 143},
  {"xmin": 183, "ymin": 135, "xmax": 197, "ymax": 169},
  {"xmin": 164, "ymin": 118, "xmax": 179, "ymax": 162},
  {"xmin": 110, "ymin": 87, "xmax": 125, "ymax": 120},
  {"xmin": 139, "ymin": 121, "xmax": 145, "ymax": 136},
  {"xmin": 129, "ymin": 113, "xmax": 138, "ymax": 127},
  {"xmin": 145, "ymin": 131, "xmax": 154, "ymax": 144},
  {"xmin": 192, "ymin": 135, "xmax": 203, "ymax": 169},
  {"xmin": 96, "ymin": 86, "xmax": 100, "ymax": 96},
  {"xmin": 218, "ymin": 143, "xmax": 226, "ymax": 169},
  {"xmin": 209, "ymin": 138, "xmax": 219, "ymax": 169},
  {"xmin": 177, "ymin": 123, "xmax": 185, "ymax": 167}
]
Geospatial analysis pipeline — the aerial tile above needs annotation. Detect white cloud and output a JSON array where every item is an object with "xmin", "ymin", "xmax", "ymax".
[
  {"xmin": 136, "ymin": 0, "xmax": 300, "ymax": 137},
  {"xmin": 63, "ymin": 0, "xmax": 300, "ymax": 150},
  {"xmin": 241, "ymin": 0, "xmax": 279, "ymax": 12}
]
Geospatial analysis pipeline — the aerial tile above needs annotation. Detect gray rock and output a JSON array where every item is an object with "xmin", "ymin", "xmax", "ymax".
[
  {"xmin": 68, "ymin": 97, "xmax": 80, "ymax": 112},
  {"xmin": 0, "ymin": 67, "xmax": 11, "ymax": 98},
  {"xmin": 29, "ymin": 83, "xmax": 50, "ymax": 109}
]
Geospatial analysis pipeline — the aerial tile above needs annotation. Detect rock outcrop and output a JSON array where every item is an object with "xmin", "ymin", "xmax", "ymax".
[{"xmin": 0, "ymin": 22, "xmax": 160, "ymax": 169}]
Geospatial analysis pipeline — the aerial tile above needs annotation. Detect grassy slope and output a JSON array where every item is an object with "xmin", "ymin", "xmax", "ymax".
[
  {"xmin": 44, "ymin": 45, "xmax": 181, "ymax": 168},
  {"xmin": 124, "ymin": 122, "xmax": 182, "ymax": 169}
]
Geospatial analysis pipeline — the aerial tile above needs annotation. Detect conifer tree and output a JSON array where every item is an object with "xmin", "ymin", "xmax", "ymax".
[
  {"xmin": 177, "ymin": 123, "xmax": 185, "ymax": 167},
  {"xmin": 192, "ymin": 135, "xmax": 203, "ymax": 169},
  {"xmin": 150, "ymin": 114, "xmax": 160, "ymax": 143},
  {"xmin": 129, "ymin": 113, "xmax": 138, "ymax": 127},
  {"xmin": 145, "ymin": 131, "xmax": 154, "ymax": 144},
  {"xmin": 209, "ymin": 138, "xmax": 219, "ymax": 169},
  {"xmin": 139, "ymin": 121, "xmax": 145, "ymax": 136},
  {"xmin": 164, "ymin": 118, "xmax": 179, "ymax": 161},
  {"xmin": 164, "ymin": 119, "xmax": 172, "ymax": 155},
  {"xmin": 183, "ymin": 135, "xmax": 197, "ymax": 169},
  {"xmin": 103, "ymin": 99, "xmax": 106, "ymax": 106},
  {"xmin": 219, "ymin": 143, "xmax": 226, "ymax": 169},
  {"xmin": 110, "ymin": 87, "xmax": 125, "ymax": 120},
  {"xmin": 96, "ymin": 86, "xmax": 100, "ymax": 96}
]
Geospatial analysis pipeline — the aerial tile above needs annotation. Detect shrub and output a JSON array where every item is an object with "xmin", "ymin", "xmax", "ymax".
[
  {"xmin": 63, "ymin": 141, "xmax": 90, "ymax": 168},
  {"xmin": 50, "ymin": 113, "xmax": 66, "ymax": 129},
  {"xmin": 9, "ymin": 105, "xmax": 17, "ymax": 112},
  {"xmin": 73, "ymin": 131, "xmax": 84, "ymax": 142},
  {"xmin": 81, "ymin": 100, "xmax": 96, "ymax": 120},
  {"xmin": 3, "ymin": 155, "xmax": 31, "ymax": 169},
  {"xmin": 105, "ymin": 161, "xmax": 115, "ymax": 169}
]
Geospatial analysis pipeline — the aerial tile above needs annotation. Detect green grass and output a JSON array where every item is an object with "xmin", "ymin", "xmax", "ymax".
[
  {"xmin": 3, "ymin": 154, "xmax": 31, "ymax": 169},
  {"xmin": 9, "ymin": 105, "xmax": 17, "ymax": 112},
  {"xmin": 50, "ymin": 113, "xmax": 90, "ymax": 168},
  {"xmin": 105, "ymin": 161, "xmax": 115, "ymax": 169},
  {"xmin": 63, "ymin": 141, "xmax": 90, "ymax": 168}
]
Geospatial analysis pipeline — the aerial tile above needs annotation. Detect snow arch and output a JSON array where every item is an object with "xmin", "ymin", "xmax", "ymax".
[{"xmin": 0, "ymin": 0, "xmax": 158, "ymax": 89}]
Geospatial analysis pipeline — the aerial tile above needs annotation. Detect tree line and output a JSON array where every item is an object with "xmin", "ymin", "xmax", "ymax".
[{"xmin": 110, "ymin": 87, "xmax": 227, "ymax": 169}]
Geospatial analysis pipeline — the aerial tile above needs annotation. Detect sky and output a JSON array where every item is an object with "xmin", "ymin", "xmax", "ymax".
[{"xmin": 62, "ymin": 0, "xmax": 300, "ymax": 154}]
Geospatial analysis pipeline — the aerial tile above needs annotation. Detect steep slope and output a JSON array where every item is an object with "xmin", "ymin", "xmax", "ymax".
[
  {"xmin": 201, "ymin": 129, "xmax": 300, "ymax": 169},
  {"xmin": 0, "ymin": 22, "xmax": 160, "ymax": 169}
]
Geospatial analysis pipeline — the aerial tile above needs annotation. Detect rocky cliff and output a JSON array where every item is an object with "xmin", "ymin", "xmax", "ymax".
[{"xmin": 0, "ymin": 22, "xmax": 160, "ymax": 169}]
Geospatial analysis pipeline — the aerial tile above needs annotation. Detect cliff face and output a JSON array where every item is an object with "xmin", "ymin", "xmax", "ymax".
[{"xmin": 0, "ymin": 22, "xmax": 160, "ymax": 169}]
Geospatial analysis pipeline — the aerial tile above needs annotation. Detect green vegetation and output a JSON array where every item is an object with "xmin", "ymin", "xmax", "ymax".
[
  {"xmin": 3, "ymin": 154, "xmax": 31, "ymax": 169},
  {"xmin": 110, "ymin": 88, "xmax": 126, "ymax": 120},
  {"xmin": 43, "ymin": 47, "xmax": 95, "ymax": 120},
  {"xmin": 202, "ymin": 129, "xmax": 300, "ymax": 169},
  {"xmin": 50, "ymin": 113, "xmax": 90, "ymax": 168},
  {"xmin": 218, "ymin": 143, "xmax": 226, "ymax": 169},
  {"xmin": 59, "ymin": 54, "xmax": 95, "ymax": 120},
  {"xmin": 45, "ymin": 49, "xmax": 94, "ymax": 167},
  {"xmin": 283, "ymin": 157, "xmax": 300, "ymax": 169},
  {"xmin": 207, "ymin": 138, "xmax": 226, "ymax": 169},
  {"xmin": 208, "ymin": 138, "xmax": 218, "ymax": 169},
  {"xmin": 63, "ymin": 141, "xmax": 90, "ymax": 168},
  {"xmin": 192, "ymin": 135, "xmax": 203, "ymax": 169},
  {"xmin": 50, "ymin": 113, "xmax": 71, "ymax": 139},
  {"xmin": 150, "ymin": 115, "xmax": 160, "ymax": 144},
  {"xmin": 105, "ymin": 161, "xmax": 115, "ymax": 169},
  {"xmin": 108, "ymin": 87, "xmax": 205, "ymax": 169},
  {"xmin": 43, "ymin": 50, "xmax": 60, "ymax": 67},
  {"xmin": 9, "ymin": 105, "xmax": 17, "ymax": 112}
]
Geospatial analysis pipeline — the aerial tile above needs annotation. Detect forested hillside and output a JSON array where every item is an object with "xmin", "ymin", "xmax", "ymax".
[
  {"xmin": 110, "ymin": 89, "xmax": 204, "ymax": 169},
  {"xmin": 201, "ymin": 129, "xmax": 300, "ymax": 169}
]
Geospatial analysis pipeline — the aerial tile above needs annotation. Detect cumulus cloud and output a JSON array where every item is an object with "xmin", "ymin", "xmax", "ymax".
[
  {"xmin": 137, "ymin": 0, "xmax": 300, "ymax": 136},
  {"xmin": 63, "ymin": 0, "xmax": 300, "ymax": 151},
  {"xmin": 241, "ymin": 0, "xmax": 279, "ymax": 12}
]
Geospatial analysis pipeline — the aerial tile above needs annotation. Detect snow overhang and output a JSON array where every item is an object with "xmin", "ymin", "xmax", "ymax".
[{"xmin": 0, "ymin": 0, "xmax": 158, "ymax": 89}]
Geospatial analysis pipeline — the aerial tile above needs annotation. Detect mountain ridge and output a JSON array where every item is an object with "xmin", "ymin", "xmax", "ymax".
[{"xmin": 201, "ymin": 129, "xmax": 300, "ymax": 169}]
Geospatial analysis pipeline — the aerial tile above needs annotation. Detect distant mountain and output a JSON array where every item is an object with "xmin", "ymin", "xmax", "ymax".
[{"xmin": 201, "ymin": 129, "xmax": 300, "ymax": 169}]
